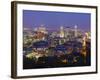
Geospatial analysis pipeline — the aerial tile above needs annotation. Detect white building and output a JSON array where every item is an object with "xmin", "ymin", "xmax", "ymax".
[
  {"xmin": 74, "ymin": 25, "xmax": 78, "ymax": 37},
  {"xmin": 59, "ymin": 26, "xmax": 65, "ymax": 38}
]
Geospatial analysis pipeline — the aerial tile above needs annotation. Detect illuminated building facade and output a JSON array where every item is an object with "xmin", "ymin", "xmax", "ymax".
[{"xmin": 59, "ymin": 26, "xmax": 65, "ymax": 38}]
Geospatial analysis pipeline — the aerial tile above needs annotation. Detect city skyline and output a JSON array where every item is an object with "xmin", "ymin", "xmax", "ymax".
[
  {"xmin": 23, "ymin": 10, "xmax": 91, "ymax": 69},
  {"xmin": 23, "ymin": 10, "xmax": 91, "ymax": 32}
]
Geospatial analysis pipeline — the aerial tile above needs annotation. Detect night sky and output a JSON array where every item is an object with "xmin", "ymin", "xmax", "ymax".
[{"xmin": 23, "ymin": 10, "xmax": 91, "ymax": 32}]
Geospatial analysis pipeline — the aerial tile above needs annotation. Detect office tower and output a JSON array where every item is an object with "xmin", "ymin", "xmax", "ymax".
[
  {"xmin": 74, "ymin": 25, "xmax": 78, "ymax": 37},
  {"xmin": 59, "ymin": 26, "xmax": 64, "ymax": 38}
]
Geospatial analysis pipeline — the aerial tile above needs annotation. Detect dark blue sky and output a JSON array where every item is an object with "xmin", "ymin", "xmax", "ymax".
[{"xmin": 23, "ymin": 10, "xmax": 91, "ymax": 32}]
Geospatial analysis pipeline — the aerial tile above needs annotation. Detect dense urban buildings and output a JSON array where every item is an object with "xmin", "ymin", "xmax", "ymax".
[
  {"xmin": 23, "ymin": 25, "xmax": 91, "ymax": 69},
  {"xmin": 23, "ymin": 10, "xmax": 91, "ymax": 69}
]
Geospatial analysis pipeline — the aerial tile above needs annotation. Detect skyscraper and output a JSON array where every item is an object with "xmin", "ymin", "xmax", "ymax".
[
  {"xmin": 59, "ymin": 26, "xmax": 64, "ymax": 38},
  {"xmin": 74, "ymin": 25, "xmax": 78, "ymax": 37}
]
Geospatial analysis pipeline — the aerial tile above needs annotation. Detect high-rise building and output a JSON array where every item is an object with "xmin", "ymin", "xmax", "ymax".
[
  {"xmin": 74, "ymin": 25, "xmax": 78, "ymax": 37},
  {"xmin": 59, "ymin": 26, "xmax": 65, "ymax": 38},
  {"xmin": 38, "ymin": 25, "xmax": 47, "ymax": 34}
]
